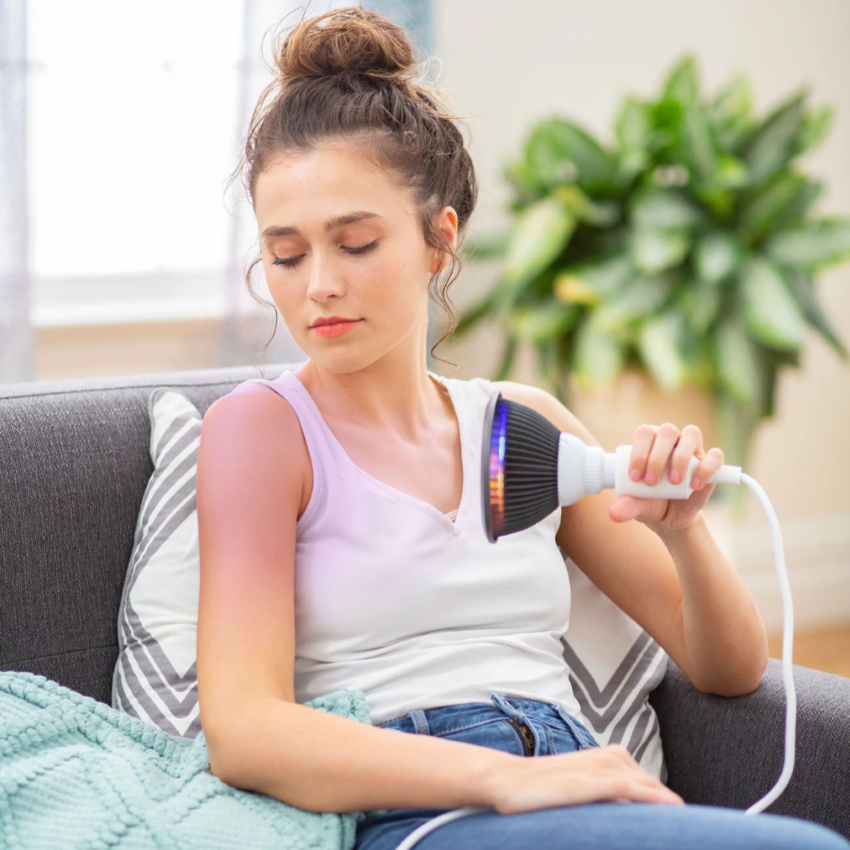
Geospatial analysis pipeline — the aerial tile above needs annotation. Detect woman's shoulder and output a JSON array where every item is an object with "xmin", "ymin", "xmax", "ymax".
[{"xmin": 473, "ymin": 378, "xmax": 597, "ymax": 445}]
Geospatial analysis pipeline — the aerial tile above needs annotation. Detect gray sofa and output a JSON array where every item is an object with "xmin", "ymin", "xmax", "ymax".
[{"xmin": 1, "ymin": 363, "xmax": 848, "ymax": 839}]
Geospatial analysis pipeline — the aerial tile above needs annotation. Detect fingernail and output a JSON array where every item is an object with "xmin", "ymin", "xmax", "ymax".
[
  {"xmin": 669, "ymin": 469, "xmax": 681, "ymax": 484},
  {"xmin": 644, "ymin": 472, "xmax": 656, "ymax": 486},
  {"xmin": 630, "ymin": 469, "xmax": 641, "ymax": 481}
]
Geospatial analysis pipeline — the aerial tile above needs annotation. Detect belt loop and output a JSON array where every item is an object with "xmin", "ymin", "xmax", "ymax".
[
  {"xmin": 410, "ymin": 708, "xmax": 429, "ymax": 735},
  {"xmin": 490, "ymin": 693, "xmax": 544, "ymax": 756},
  {"xmin": 490, "ymin": 693, "xmax": 527, "ymax": 724}
]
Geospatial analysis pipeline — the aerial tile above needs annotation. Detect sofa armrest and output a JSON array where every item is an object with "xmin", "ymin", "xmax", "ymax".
[{"xmin": 650, "ymin": 657, "xmax": 850, "ymax": 838}]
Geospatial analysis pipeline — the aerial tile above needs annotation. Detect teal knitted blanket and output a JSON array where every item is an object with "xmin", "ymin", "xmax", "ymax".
[{"xmin": 0, "ymin": 671, "xmax": 375, "ymax": 849}]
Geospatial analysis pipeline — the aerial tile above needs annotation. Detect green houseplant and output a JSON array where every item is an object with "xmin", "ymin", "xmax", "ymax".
[{"xmin": 455, "ymin": 55, "xmax": 850, "ymax": 474}]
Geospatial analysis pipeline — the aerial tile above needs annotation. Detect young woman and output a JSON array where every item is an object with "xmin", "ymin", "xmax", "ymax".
[{"xmin": 195, "ymin": 7, "xmax": 849, "ymax": 849}]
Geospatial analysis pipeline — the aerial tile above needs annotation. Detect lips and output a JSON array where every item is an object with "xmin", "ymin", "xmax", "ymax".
[
  {"xmin": 311, "ymin": 316, "xmax": 359, "ymax": 328},
  {"xmin": 310, "ymin": 318, "xmax": 362, "ymax": 338}
]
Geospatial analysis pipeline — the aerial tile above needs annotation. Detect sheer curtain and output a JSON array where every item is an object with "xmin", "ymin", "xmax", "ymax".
[
  {"xmin": 0, "ymin": 0, "xmax": 33, "ymax": 384},
  {"xmin": 222, "ymin": 0, "xmax": 437, "ymax": 371},
  {"xmin": 0, "ymin": 1, "xmax": 435, "ymax": 385}
]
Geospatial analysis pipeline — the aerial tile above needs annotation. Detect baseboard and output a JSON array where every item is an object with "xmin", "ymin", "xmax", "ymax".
[{"xmin": 702, "ymin": 508, "xmax": 850, "ymax": 634}]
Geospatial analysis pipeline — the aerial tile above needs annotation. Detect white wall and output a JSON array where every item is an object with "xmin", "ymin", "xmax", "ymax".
[{"xmin": 433, "ymin": 0, "xmax": 850, "ymax": 630}]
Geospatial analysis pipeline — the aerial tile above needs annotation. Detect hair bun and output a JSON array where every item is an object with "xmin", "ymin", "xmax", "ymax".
[{"xmin": 275, "ymin": 6, "xmax": 416, "ymax": 86}]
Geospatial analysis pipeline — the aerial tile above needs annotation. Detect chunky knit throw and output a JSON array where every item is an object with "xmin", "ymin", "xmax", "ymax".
[{"xmin": 0, "ymin": 671, "xmax": 374, "ymax": 849}]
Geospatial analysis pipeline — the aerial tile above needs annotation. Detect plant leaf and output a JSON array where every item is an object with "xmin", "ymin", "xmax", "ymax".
[
  {"xmin": 594, "ymin": 274, "xmax": 672, "ymax": 332},
  {"xmin": 552, "ymin": 184, "xmax": 620, "ymax": 227},
  {"xmin": 508, "ymin": 301, "xmax": 580, "ymax": 344},
  {"xmin": 542, "ymin": 118, "xmax": 620, "ymax": 196},
  {"xmin": 678, "ymin": 280, "xmax": 724, "ymax": 335},
  {"xmin": 739, "ymin": 256, "xmax": 806, "ymax": 351},
  {"xmin": 629, "ymin": 227, "xmax": 691, "ymax": 274},
  {"xmin": 679, "ymin": 102, "xmax": 717, "ymax": 186},
  {"xmin": 661, "ymin": 55, "xmax": 700, "ymax": 108},
  {"xmin": 572, "ymin": 319, "xmax": 625, "ymax": 387},
  {"xmin": 554, "ymin": 253, "xmax": 634, "ymax": 305},
  {"xmin": 693, "ymin": 231, "xmax": 741, "ymax": 283},
  {"xmin": 714, "ymin": 317, "xmax": 768, "ymax": 406},
  {"xmin": 502, "ymin": 196, "xmax": 576, "ymax": 286},
  {"xmin": 741, "ymin": 90, "xmax": 808, "ymax": 186},
  {"xmin": 709, "ymin": 74, "xmax": 756, "ymax": 151},
  {"xmin": 615, "ymin": 96, "xmax": 653, "ymax": 176},
  {"xmin": 524, "ymin": 121, "xmax": 581, "ymax": 190},
  {"xmin": 738, "ymin": 171, "xmax": 810, "ymax": 244},
  {"xmin": 713, "ymin": 155, "xmax": 750, "ymax": 190},
  {"xmin": 794, "ymin": 104, "xmax": 834, "ymax": 157},
  {"xmin": 762, "ymin": 217, "xmax": 850, "ymax": 271},
  {"xmin": 629, "ymin": 188, "xmax": 705, "ymax": 230},
  {"xmin": 638, "ymin": 311, "xmax": 689, "ymax": 392},
  {"xmin": 784, "ymin": 270, "xmax": 849, "ymax": 360},
  {"xmin": 462, "ymin": 229, "xmax": 511, "ymax": 261}
]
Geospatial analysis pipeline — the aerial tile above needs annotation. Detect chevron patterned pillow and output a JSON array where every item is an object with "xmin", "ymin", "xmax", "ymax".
[
  {"xmin": 561, "ymin": 554, "xmax": 668, "ymax": 782},
  {"xmin": 112, "ymin": 388, "xmax": 204, "ymax": 737}
]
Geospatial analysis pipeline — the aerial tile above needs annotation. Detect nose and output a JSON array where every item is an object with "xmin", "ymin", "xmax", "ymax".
[{"xmin": 306, "ymin": 250, "xmax": 346, "ymax": 301}]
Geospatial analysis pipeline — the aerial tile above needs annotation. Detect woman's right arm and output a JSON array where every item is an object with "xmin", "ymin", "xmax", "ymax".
[{"xmin": 195, "ymin": 387, "xmax": 683, "ymax": 814}]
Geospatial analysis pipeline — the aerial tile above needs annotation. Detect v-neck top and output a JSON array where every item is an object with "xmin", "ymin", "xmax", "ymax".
[{"xmin": 228, "ymin": 367, "xmax": 582, "ymax": 725}]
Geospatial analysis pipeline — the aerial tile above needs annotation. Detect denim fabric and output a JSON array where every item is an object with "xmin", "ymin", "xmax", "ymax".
[{"xmin": 353, "ymin": 693, "xmax": 850, "ymax": 850}]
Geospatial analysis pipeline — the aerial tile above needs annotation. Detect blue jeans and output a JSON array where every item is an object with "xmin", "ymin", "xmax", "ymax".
[{"xmin": 352, "ymin": 692, "xmax": 849, "ymax": 850}]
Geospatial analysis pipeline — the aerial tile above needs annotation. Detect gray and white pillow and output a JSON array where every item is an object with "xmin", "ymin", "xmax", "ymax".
[
  {"xmin": 561, "ymin": 554, "xmax": 668, "ymax": 781},
  {"xmin": 112, "ymin": 388, "xmax": 203, "ymax": 737},
  {"xmin": 112, "ymin": 387, "xmax": 668, "ymax": 781}
]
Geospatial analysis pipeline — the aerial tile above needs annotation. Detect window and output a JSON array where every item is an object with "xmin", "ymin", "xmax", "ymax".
[{"xmin": 28, "ymin": 0, "xmax": 244, "ymax": 326}]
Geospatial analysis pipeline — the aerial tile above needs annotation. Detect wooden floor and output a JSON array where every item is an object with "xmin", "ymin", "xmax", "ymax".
[{"xmin": 767, "ymin": 624, "xmax": 850, "ymax": 679}]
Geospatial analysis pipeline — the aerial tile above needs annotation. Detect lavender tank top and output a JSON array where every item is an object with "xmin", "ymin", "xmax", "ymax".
[{"xmin": 228, "ymin": 368, "xmax": 582, "ymax": 725}]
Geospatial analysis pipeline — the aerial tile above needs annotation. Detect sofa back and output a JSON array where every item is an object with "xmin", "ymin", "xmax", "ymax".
[{"xmin": 0, "ymin": 362, "xmax": 299, "ymax": 706}]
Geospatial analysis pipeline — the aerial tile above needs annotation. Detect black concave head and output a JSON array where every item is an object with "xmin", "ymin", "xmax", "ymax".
[{"xmin": 480, "ymin": 391, "xmax": 561, "ymax": 542}]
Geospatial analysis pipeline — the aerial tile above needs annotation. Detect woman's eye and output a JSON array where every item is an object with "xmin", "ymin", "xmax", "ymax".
[{"xmin": 272, "ymin": 240, "xmax": 379, "ymax": 268}]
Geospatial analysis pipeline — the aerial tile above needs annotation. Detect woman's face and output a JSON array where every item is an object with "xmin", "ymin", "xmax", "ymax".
[{"xmin": 253, "ymin": 143, "xmax": 457, "ymax": 373}]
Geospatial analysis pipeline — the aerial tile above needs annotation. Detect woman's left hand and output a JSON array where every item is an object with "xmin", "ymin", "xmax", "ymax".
[{"xmin": 608, "ymin": 423, "xmax": 725, "ymax": 534}]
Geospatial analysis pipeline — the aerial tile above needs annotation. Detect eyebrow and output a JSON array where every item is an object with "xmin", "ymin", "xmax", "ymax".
[{"xmin": 261, "ymin": 211, "xmax": 385, "ymax": 239}]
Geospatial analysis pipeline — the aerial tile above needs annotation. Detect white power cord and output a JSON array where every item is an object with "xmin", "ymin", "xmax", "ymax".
[
  {"xmin": 391, "ymin": 468, "xmax": 795, "ymax": 848},
  {"xmin": 392, "ymin": 805, "xmax": 490, "ymax": 850},
  {"xmin": 740, "ymin": 473, "xmax": 796, "ymax": 814}
]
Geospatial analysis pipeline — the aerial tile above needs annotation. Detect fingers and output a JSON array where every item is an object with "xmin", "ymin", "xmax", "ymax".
[
  {"xmin": 600, "ymin": 747, "xmax": 684, "ymax": 806},
  {"xmin": 669, "ymin": 425, "xmax": 702, "ymax": 485},
  {"xmin": 691, "ymin": 446, "xmax": 726, "ymax": 491},
  {"xmin": 628, "ymin": 425, "xmax": 659, "ymax": 483},
  {"xmin": 644, "ymin": 424, "xmax": 680, "ymax": 486},
  {"xmin": 629, "ymin": 423, "xmax": 716, "ymax": 488}
]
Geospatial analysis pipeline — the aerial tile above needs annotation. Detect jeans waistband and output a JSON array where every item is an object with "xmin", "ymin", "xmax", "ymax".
[{"xmin": 376, "ymin": 692, "xmax": 583, "ymax": 739}]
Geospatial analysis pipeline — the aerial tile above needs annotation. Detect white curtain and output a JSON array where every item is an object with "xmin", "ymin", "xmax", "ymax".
[{"xmin": 0, "ymin": 0, "xmax": 33, "ymax": 384}]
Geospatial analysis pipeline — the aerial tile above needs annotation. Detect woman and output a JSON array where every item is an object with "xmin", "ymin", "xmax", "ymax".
[{"xmin": 195, "ymin": 7, "xmax": 849, "ymax": 849}]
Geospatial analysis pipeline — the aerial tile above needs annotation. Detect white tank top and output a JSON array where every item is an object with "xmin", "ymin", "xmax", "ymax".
[{"xmin": 231, "ymin": 368, "xmax": 583, "ymax": 725}]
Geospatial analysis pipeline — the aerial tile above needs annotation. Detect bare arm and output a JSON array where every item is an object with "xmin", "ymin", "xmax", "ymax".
[
  {"xmin": 213, "ymin": 696, "xmax": 512, "ymax": 813},
  {"xmin": 195, "ymin": 385, "xmax": 510, "ymax": 813}
]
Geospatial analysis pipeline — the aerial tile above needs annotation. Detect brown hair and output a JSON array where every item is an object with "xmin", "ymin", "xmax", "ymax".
[{"xmin": 225, "ymin": 4, "xmax": 479, "ymax": 368}]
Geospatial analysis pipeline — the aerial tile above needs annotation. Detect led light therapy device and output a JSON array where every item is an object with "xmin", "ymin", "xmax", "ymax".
[{"xmin": 392, "ymin": 391, "xmax": 797, "ymax": 850}]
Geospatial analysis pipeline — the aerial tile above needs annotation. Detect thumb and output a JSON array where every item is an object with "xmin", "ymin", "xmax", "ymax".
[{"xmin": 608, "ymin": 495, "xmax": 644, "ymax": 523}]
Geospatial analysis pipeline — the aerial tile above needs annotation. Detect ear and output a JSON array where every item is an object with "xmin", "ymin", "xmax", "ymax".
[{"xmin": 430, "ymin": 206, "xmax": 458, "ymax": 275}]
